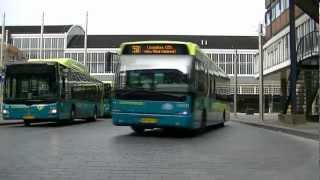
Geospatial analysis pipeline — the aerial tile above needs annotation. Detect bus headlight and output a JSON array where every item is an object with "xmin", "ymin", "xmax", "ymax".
[
  {"xmin": 178, "ymin": 111, "xmax": 188, "ymax": 115},
  {"xmin": 3, "ymin": 109, "xmax": 8, "ymax": 115},
  {"xmin": 50, "ymin": 109, "xmax": 57, "ymax": 114}
]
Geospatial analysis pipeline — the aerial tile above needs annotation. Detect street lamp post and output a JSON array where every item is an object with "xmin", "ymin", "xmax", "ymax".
[
  {"xmin": 234, "ymin": 49, "xmax": 238, "ymax": 116},
  {"xmin": 84, "ymin": 11, "xmax": 88, "ymax": 70},
  {"xmin": 40, "ymin": 12, "xmax": 44, "ymax": 59},
  {"xmin": 1, "ymin": 13, "xmax": 5, "ymax": 71},
  {"xmin": 258, "ymin": 24, "xmax": 264, "ymax": 122}
]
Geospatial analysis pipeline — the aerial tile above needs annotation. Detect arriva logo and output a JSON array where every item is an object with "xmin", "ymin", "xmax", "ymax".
[
  {"xmin": 36, "ymin": 105, "xmax": 45, "ymax": 111},
  {"xmin": 162, "ymin": 103, "xmax": 173, "ymax": 110}
]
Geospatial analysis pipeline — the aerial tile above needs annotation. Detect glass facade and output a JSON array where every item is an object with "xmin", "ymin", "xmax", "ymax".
[
  {"xmin": 65, "ymin": 52, "xmax": 118, "ymax": 74},
  {"xmin": 207, "ymin": 52, "xmax": 256, "ymax": 76},
  {"xmin": 12, "ymin": 37, "xmax": 65, "ymax": 59}
]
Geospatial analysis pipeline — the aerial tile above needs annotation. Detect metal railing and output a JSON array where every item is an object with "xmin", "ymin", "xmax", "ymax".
[{"xmin": 297, "ymin": 31, "xmax": 319, "ymax": 62}]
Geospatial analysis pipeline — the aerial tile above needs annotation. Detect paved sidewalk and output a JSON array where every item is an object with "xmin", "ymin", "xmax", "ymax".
[
  {"xmin": 0, "ymin": 114, "xmax": 23, "ymax": 126},
  {"xmin": 231, "ymin": 113, "xmax": 319, "ymax": 140},
  {"xmin": 0, "ymin": 119, "xmax": 23, "ymax": 126}
]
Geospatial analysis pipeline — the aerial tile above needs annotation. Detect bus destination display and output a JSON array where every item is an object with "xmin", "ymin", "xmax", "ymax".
[{"xmin": 122, "ymin": 44, "xmax": 189, "ymax": 55}]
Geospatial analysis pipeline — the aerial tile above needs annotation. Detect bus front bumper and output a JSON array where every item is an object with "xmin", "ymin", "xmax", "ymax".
[
  {"xmin": 112, "ymin": 112, "xmax": 193, "ymax": 129},
  {"xmin": 2, "ymin": 103, "xmax": 59, "ymax": 121}
]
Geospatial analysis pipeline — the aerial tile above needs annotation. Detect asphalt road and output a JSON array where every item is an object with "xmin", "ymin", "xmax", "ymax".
[{"xmin": 0, "ymin": 119, "xmax": 318, "ymax": 180}]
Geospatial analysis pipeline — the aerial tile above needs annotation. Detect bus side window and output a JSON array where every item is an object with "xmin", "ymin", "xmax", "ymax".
[
  {"xmin": 195, "ymin": 61, "xmax": 203, "ymax": 93},
  {"xmin": 198, "ymin": 71, "xmax": 207, "ymax": 94},
  {"xmin": 61, "ymin": 68, "xmax": 69, "ymax": 99},
  {"xmin": 209, "ymin": 75, "xmax": 216, "ymax": 98},
  {"xmin": 86, "ymin": 86, "xmax": 90, "ymax": 101},
  {"xmin": 213, "ymin": 77, "xmax": 216, "ymax": 98}
]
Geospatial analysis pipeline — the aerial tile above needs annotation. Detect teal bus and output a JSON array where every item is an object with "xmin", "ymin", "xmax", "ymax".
[
  {"xmin": 2, "ymin": 58, "xmax": 104, "ymax": 126},
  {"xmin": 112, "ymin": 41, "xmax": 230, "ymax": 133}
]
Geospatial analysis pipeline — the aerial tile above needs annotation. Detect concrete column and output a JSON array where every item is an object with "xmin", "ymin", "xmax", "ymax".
[{"xmin": 280, "ymin": 76, "xmax": 288, "ymax": 113}]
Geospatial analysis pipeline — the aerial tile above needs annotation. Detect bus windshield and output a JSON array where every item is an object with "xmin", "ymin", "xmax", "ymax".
[
  {"xmin": 121, "ymin": 69, "xmax": 189, "ymax": 92},
  {"xmin": 4, "ymin": 64, "xmax": 58, "ymax": 104},
  {"xmin": 117, "ymin": 55, "xmax": 193, "ymax": 93}
]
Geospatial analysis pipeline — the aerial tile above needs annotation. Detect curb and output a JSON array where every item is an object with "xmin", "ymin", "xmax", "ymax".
[
  {"xmin": 0, "ymin": 121, "xmax": 23, "ymax": 126},
  {"xmin": 231, "ymin": 120, "xmax": 319, "ymax": 141}
]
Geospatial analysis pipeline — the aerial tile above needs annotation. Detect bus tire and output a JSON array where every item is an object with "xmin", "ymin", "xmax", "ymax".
[
  {"xmin": 131, "ymin": 126, "xmax": 145, "ymax": 134},
  {"xmin": 24, "ymin": 120, "xmax": 31, "ymax": 126},
  {"xmin": 88, "ymin": 107, "xmax": 97, "ymax": 122}
]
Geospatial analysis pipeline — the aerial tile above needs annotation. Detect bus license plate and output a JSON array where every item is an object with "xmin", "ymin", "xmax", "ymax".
[
  {"xmin": 23, "ymin": 115, "xmax": 34, "ymax": 120},
  {"xmin": 140, "ymin": 117, "xmax": 158, "ymax": 124}
]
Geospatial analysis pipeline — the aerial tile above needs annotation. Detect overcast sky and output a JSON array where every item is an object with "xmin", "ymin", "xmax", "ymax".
[{"xmin": 1, "ymin": 0, "xmax": 265, "ymax": 35}]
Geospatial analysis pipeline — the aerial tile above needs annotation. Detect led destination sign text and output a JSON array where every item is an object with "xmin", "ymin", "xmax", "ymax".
[{"xmin": 122, "ymin": 44, "xmax": 189, "ymax": 55}]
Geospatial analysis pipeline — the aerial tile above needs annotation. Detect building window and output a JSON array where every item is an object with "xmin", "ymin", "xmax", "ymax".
[
  {"xmin": 90, "ymin": 53, "xmax": 98, "ymax": 73},
  {"xmin": 242, "ymin": 86, "xmax": 255, "ymax": 94},
  {"xmin": 271, "ymin": 5, "xmax": 276, "ymax": 21},
  {"xmin": 275, "ymin": 2, "xmax": 281, "ymax": 18},
  {"xmin": 284, "ymin": 34, "xmax": 289, "ymax": 61},
  {"xmin": 52, "ymin": 38, "xmax": 58, "ymax": 49},
  {"xmin": 280, "ymin": 0, "xmax": 289, "ymax": 12},
  {"xmin": 239, "ymin": 54, "xmax": 246, "ymax": 74},
  {"xmin": 265, "ymin": 10, "xmax": 271, "ymax": 25},
  {"xmin": 219, "ymin": 54, "xmax": 225, "ymax": 72},
  {"xmin": 97, "ymin": 53, "xmax": 104, "ymax": 73},
  {"xmin": 212, "ymin": 54, "xmax": 219, "ymax": 65},
  {"xmin": 30, "ymin": 38, "xmax": 38, "ymax": 49},
  {"xmin": 44, "ymin": 38, "xmax": 51, "ymax": 49},
  {"xmin": 65, "ymin": 53, "xmax": 70, "ymax": 58},
  {"xmin": 225, "ymin": 54, "xmax": 233, "ymax": 74},
  {"xmin": 77, "ymin": 53, "xmax": 84, "ymax": 65},
  {"xmin": 22, "ymin": 38, "xmax": 29, "ymax": 49},
  {"xmin": 58, "ymin": 38, "xmax": 64, "ymax": 49},
  {"xmin": 13, "ymin": 38, "xmax": 22, "ymax": 48},
  {"xmin": 71, "ymin": 53, "xmax": 77, "ymax": 61},
  {"xmin": 247, "ymin": 54, "xmax": 253, "ymax": 74}
]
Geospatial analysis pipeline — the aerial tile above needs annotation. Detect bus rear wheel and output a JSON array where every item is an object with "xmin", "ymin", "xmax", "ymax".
[
  {"xmin": 88, "ymin": 107, "xmax": 97, "ymax": 122},
  {"xmin": 131, "ymin": 126, "xmax": 145, "ymax": 134}
]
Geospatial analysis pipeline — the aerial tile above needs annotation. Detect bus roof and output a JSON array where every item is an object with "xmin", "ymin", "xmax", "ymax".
[
  {"xmin": 28, "ymin": 58, "xmax": 88, "ymax": 74},
  {"xmin": 119, "ymin": 41, "xmax": 199, "ymax": 56}
]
